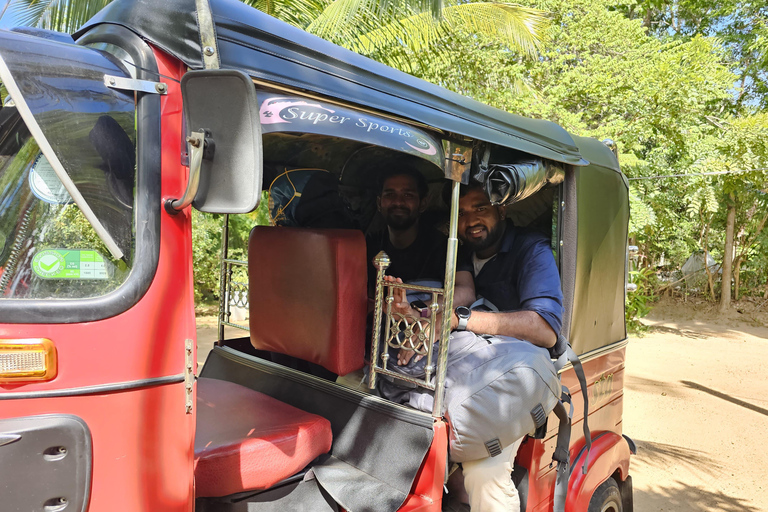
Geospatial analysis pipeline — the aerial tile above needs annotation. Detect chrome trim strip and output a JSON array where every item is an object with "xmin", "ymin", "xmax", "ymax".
[
  {"xmin": 0, "ymin": 433, "xmax": 22, "ymax": 447},
  {"xmin": 558, "ymin": 338, "xmax": 629, "ymax": 373},
  {"xmin": 104, "ymin": 74, "xmax": 167, "ymax": 94},
  {"xmin": 0, "ymin": 374, "xmax": 184, "ymax": 400},
  {"xmin": 196, "ymin": 0, "xmax": 220, "ymax": 69}
]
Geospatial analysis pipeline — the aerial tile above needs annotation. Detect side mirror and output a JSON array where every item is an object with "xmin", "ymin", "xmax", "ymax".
[{"xmin": 168, "ymin": 69, "xmax": 262, "ymax": 214}]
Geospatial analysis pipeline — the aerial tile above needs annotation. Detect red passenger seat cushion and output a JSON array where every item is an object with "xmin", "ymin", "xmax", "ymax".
[
  {"xmin": 248, "ymin": 227, "xmax": 367, "ymax": 375},
  {"xmin": 194, "ymin": 377, "xmax": 332, "ymax": 497}
]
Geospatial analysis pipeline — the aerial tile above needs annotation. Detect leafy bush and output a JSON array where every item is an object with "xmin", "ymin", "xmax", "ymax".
[
  {"xmin": 191, "ymin": 191, "xmax": 269, "ymax": 303},
  {"xmin": 626, "ymin": 267, "xmax": 657, "ymax": 333}
]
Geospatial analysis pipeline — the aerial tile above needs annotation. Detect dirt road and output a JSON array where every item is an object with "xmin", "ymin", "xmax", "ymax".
[
  {"xmin": 196, "ymin": 298, "xmax": 768, "ymax": 511},
  {"xmin": 625, "ymin": 300, "xmax": 768, "ymax": 512}
]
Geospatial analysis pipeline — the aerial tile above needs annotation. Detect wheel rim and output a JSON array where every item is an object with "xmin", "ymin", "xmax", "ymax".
[{"xmin": 600, "ymin": 499, "xmax": 621, "ymax": 512}]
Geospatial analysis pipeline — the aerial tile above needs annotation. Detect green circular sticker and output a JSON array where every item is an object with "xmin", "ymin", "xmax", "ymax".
[{"xmin": 32, "ymin": 250, "xmax": 67, "ymax": 278}]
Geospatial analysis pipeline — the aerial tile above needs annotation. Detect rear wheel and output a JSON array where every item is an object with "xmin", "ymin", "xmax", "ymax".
[{"xmin": 588, "ymin": 477, "xmax": 622, "ymax": 512}]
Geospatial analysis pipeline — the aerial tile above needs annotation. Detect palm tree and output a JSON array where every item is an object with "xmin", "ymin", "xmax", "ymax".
[{"xmin": 1, "ymin": 0, "xmax": 548, "ymax": 80}]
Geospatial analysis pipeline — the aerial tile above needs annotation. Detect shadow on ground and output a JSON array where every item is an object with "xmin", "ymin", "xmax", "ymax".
[
  {"xmin": 682, "ymin": 380, "xmax": 768, "ymax": 417},
  {"xmin": 632, "ymin": 439, "xmax": 723, "ymax": 477},
  {"xmin": 646, "ymin": 325, "xmax": 712, "ymax": 339},
  {"xmin": 624, "ymin": 375, "xmax": 687, "ymax": 399},
  {"xmin": 634, "ymin": 480, "xmax": 759, "ymax": 512}
]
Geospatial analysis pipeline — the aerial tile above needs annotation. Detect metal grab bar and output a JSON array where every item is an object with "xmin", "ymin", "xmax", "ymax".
[{"xmin": 166, "ymin": 130, "xmax": 207, "ymax": 213}]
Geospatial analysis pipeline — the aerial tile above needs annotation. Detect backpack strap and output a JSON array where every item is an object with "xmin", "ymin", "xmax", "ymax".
[
  {"xmin": 552, "ymin": 386, "xmax": 573, "ymax": 512},
  {"xmin": 554, "ymin": 337, "xmax": 591, "ymax": 475},
  {"xmin": 551, "ymin": 336, "xmax": 592, "ymax": 512}
]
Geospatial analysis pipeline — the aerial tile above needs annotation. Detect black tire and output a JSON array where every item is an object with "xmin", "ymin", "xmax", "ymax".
[{"xmin": 587, "ymin": 477, "xmax": 623, "ymax": 512}]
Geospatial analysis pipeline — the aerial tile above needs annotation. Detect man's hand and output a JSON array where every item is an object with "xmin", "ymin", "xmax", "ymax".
[{"xmin": 382, "ymin": 276, "xmax": 422, "ymax": 365}]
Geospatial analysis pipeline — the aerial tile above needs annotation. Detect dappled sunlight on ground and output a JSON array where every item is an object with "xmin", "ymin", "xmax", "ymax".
[{"xmin": 625, "ymin": 300, "xmax": 768, "ymax": 511}]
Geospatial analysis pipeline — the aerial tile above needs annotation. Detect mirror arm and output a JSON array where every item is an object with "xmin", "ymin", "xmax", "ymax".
[{"xmin": 165, "ymin": 130, "xmax": 210, "ymax": 214}]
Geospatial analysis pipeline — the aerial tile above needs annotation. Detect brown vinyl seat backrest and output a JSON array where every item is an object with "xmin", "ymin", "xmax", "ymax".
[{"xmin": 248, "ymin": 226, "xmax": 368, "ymax": 376}]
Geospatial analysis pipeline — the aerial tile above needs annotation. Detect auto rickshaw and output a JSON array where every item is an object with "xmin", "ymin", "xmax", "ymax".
[{"xmin": 0, "ymin": 0, "xmax": 634, "ymax": 510}]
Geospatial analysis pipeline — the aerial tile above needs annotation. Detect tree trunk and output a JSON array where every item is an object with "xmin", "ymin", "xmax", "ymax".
[
  {"xmin": 703, "ymin": 221, "xmax": 716, "ymax": 301},
  {"xmin": 733, "ymin": 258, "xmax": 742, "ymax": 301},
  {"xmin": 719, "ymin": 195, "xmax": 736, "ymax": 312}
]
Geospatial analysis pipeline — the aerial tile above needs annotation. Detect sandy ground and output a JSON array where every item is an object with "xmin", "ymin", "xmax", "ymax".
[
  {"xmin": 196, "ymin": 296, "xmax": 768, "ymax": 511},
  {"xmin": 625, "ymin": 297, "xmax": 768, "ymax": 512}
]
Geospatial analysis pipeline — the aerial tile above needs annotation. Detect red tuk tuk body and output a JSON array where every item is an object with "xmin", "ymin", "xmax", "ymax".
[{"xmin": 0, "ymin": 0, "xmax": 633, "ymax": 510}]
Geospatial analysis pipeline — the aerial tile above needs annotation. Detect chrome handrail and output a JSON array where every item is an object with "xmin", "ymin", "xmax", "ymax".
[
  {"xmin": 368, "ymin": 251, "xmax": 445, "ymax": 396},
  {"xmin": 167, "ymin": 130, "xmax": 205, "ymax": 212}
]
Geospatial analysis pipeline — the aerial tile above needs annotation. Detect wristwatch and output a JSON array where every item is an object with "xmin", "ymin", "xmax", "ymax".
[
  {"xmin": 410, "ymin": 300, "xmax": 431, "ymax": 318},
  {"xmin": 455, "ymin": 306, "xmax": 471, "ymax": 331}
]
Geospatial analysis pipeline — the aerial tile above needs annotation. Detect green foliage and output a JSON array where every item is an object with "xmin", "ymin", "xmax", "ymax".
[
  {"xmin": 626, "ymin": 267, "xmax": 657, "ymax": 332},
  {"xmin": 336, "ymin": 2, "xmax": 549, "ymax": 74},
  {"xmin": 8, "ymin": 0, "xmax": 767, "ymax": 308},
  {"xmin": 191, "ymin": 191, "xmax": 269, "ymax": 303},
  {"xmin": 6, "ymin": 0, "xmax": 113, "ymax": 33},
  {"xmin": 616, "ymin": 0, "xmax": 768, "ymax": 109}
]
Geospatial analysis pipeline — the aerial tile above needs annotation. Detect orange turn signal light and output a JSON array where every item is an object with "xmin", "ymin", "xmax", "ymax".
[{"xmin": 0, "ymin": 338, "xmax": 57, "ymax": 383}]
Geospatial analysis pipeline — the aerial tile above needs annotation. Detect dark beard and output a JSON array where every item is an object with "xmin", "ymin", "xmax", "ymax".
[
  {"xmin": 384, "ymin": 210, "xmax": 419, "ymax": 231},
  {"xmin": 463, "ymin": 221, "xmax": 505, "ymax": 254}
]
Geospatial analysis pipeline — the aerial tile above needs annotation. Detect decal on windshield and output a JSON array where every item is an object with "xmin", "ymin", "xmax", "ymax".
[
  {"xmin": 29, "ymin": 154, "xmax": 72, "ymax": 205},
  {"xmin": 32, "ymin": 249, "xmax": 109, "ymax": 280}
]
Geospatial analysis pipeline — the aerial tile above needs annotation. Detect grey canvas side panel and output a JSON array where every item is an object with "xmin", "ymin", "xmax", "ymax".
[
  {"xmin": 569, "ymin": 158, "xmax": 629, "ymax": 354},
  {"xmin": 200, "ymin": 347, "xmax": 434, "ymax": 512}
]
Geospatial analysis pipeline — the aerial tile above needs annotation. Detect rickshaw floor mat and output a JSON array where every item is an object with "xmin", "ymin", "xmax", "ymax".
[
  {"xmin": 196, "ymin": 478, "xmax": 338, "ymax": 512},
  {"xmin": 200, "ymin": 346, "xmax": 435, "ymax": 512}
]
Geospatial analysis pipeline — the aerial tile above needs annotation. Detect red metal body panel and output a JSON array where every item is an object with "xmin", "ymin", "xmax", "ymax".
[
  {"xmin": 399, "ymin": 420, "xmax": 448, "ymax": 512},
  {"xmin": 565, "ymin": 431, "xmax": 631, "ymax": 511},
  {"xmin": 516, "ymin": 347, "xmax": 630, "ymax": 512},
  {"xmin": 0, "ymin": 49, "xmax": 196, "ymax": 512}
]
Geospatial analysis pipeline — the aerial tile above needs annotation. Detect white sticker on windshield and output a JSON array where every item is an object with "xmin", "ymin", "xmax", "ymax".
[{"xmin": 29, "ymin": 154, "xmax": 73, "ymax": 205}]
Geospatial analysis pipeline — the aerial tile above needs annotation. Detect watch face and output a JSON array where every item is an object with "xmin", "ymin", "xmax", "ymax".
[{"xmin": 456, "ymin": 306, "xmax": 470, "ymax": 318}]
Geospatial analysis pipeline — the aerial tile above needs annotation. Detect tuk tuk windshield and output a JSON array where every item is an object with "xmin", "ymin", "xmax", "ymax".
[{"xmin": 0, "ymin": 102, "xmax": 135, "ymax": 299}]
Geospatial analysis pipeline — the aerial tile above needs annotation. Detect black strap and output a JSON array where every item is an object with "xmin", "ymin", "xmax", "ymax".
[
  {"xmin": 550, "ymin": 336, "xmax": 591, "ymax": 512},
  {"xmin": 552, "ymin": 387, "xmax": 573, "ymax": 512},
  {"xmin": 554, "ymin": 337, "xmax": 591, "ymax": 475}
]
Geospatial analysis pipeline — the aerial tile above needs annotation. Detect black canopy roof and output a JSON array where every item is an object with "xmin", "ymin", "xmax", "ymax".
[{"xmin": 76, "ymin": 0, "xmax": 591, "ymax": 167}]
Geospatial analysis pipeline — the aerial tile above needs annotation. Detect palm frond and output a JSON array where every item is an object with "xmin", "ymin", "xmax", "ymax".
[
  {"xmin": 351, "ymin": 3, "xmax": 548, "ymax": 59},
  {"xmin": 8, "ymin": 0, "xmax": 113, "ymax": 33},
  {"xmin": 306, "ymin": 0, "xmax": 379, "ymax": 37},
  {"xmin": 243, "ymin": 0, "xmax": 329, "ymax": 29},
  {"xmin": 443, "ymin": 3, "xmax": 548, "ymax": 57}
]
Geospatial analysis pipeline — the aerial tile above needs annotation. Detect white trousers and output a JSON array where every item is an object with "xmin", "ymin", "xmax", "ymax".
[{"xmin": 461, "ymin": 437, "xmax": 524, "ymax": 511}]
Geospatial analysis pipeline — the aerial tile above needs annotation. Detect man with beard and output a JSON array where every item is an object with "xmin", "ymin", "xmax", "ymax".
[
  {"xmin": 366, "ymin": 165, "xmax": 473, "ymax": 297},
  {"xmin": 366, "ymin": 164, "xmax": 475, "ymax": 367},
  {"xmin": 443, "ymin": 182, "xmax": 563, "ymax": 512}
]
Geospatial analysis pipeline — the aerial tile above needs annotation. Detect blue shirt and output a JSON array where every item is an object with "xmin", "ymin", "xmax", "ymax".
[{"xmin": 458, "ymin": 222, "xmax": 564, "ymax": 335}]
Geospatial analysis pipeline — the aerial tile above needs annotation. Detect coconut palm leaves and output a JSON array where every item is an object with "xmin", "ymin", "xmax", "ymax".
[
  {"xmin": 2, "ymin": 0, "xmax": 111, "ymax": 33},
  {"xmin": 2, "ymin": 0, "xmax": 548, "ymax": 74},
  {"xmin": 320, "ymin": 2, "xmax": 548, "ymax": 74}
]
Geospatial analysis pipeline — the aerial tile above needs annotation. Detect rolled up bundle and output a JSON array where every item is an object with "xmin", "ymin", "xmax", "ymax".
[{"xmin": 482, "ymin": 160, "xmax": 564, "ymax": 206}]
